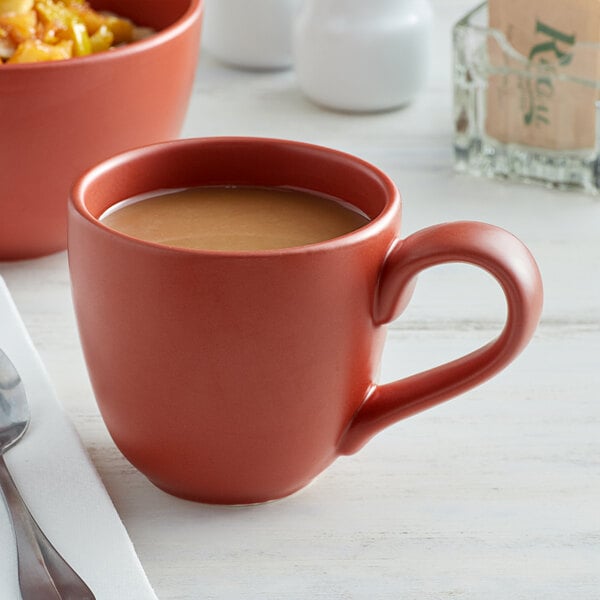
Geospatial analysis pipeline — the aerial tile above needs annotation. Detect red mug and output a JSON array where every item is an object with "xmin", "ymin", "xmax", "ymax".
[{"xmin": 68, "ymin": 137, "xmax": 543, "ymax": 504}]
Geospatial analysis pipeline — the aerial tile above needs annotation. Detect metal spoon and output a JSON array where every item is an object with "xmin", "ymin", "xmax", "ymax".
[{"xmin": 0, "ymin": 348, "xmax": 95, "ymax": 599}]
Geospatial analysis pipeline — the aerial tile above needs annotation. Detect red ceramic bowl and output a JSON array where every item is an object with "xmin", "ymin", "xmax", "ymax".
[{"xmin": 0, "ymin": 0, "xmax": 203, "ymax": 260}]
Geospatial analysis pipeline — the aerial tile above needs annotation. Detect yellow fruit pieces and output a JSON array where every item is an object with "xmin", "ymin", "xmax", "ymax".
[
  {"xmin": 0, "ymin": 0, "xmax": 152, "ymax": 64},
  {"xmin": 0, "ymin": 0, "xmax": 34, "ymax": 14}
]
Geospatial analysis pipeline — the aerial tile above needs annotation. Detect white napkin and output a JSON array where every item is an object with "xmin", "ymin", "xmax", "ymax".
[{"xmin": 0, "ymin": 277, "xmax": 157, "ymax": 600}]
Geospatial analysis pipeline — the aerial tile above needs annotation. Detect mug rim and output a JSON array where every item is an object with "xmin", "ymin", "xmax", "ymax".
[
  {"xmin": 0, "ymin": 0, "xmax": 203, "ymax": 72},
  {"xmin": 69, "ymin": 136, "xmax": 402, "ymax": 257}
]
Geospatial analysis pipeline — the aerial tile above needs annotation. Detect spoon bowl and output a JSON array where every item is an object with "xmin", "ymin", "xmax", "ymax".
[{"xmin": 0, "ymin": 351, "xmax": 29, "ymax": 453}]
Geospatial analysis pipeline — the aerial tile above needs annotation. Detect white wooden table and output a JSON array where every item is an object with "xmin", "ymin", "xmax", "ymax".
[{"xmin": 1, "ymin": 1, "xmax": 599, "ymax": 597}]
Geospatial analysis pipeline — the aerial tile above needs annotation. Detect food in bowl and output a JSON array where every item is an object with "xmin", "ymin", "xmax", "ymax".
[{"xmin": 0, "ymin": 0, "xmax": 154, "ymax": 63}]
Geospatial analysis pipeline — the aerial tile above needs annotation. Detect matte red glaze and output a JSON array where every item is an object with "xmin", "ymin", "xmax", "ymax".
[
  {"xmin": 0, "ymin": 0, "xmax": 203, "ymax": 260},
  {"xmin": 68, "ymin": 137, "xmax": 544, "ymax": 504}
]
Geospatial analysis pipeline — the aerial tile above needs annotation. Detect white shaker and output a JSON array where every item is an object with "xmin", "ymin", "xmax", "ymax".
[
  {"xmin": 293, "ymin": 0, "xmax": 434, "ymax": 111},
  {"xmin": 202, "ymin": 0, "xmax": 302, "ymax": 70}
]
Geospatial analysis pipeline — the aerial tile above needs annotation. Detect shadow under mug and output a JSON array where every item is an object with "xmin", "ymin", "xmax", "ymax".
[{"xmin": 68, "ymin": 137, "xmax": 543, "ymax": 505}]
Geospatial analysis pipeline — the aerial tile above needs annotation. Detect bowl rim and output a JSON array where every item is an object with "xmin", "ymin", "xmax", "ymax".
[{"xmin": 0, "ymin": 0, "xmax": 203, "ymax": 71}]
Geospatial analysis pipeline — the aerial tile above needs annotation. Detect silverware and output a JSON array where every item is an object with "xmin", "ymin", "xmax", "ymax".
[{"xmin": 0, "ymin": 348, "xmax": 95, "ymax": 599}]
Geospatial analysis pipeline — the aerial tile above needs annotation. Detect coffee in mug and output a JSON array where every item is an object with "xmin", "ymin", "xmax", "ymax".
[
  {"xmin": 100, "ymin": 186, "xmax": 369, "ymax": 251},
  {"xmin": 68, "ymin": 137, "xmax": 543, "ymax": 505}
]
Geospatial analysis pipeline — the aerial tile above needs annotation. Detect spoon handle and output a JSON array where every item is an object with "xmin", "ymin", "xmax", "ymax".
[{"xmin": 0, "ymin": 455, "xmax": 95, "ymax": 599}]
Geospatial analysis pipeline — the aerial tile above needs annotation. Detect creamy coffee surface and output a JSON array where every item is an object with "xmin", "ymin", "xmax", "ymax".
[{"xmin": 101, "ymin": 186, "xmax": 369, "ymax": 251}]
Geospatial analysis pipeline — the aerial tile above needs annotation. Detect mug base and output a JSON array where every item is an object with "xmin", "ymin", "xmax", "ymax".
[{"xmin": 147, "ymin": 476, "xmax": 318, "ymax": 506}]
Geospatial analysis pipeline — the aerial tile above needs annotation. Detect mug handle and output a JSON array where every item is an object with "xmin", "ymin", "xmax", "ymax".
[{"xmin": 337, "ymin": 221, "xmax": 543, "ymax": 455}]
